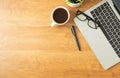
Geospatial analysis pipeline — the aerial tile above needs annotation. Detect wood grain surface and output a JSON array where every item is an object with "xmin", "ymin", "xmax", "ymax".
[{"xmin": 0, "ymin": 0, "xmax": 120, "ymax": 78}]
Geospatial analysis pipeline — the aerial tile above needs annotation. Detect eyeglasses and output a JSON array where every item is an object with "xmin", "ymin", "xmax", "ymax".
[{"xmin": 76, "ymin": 10, "xmax": 99, "ymax": 29}]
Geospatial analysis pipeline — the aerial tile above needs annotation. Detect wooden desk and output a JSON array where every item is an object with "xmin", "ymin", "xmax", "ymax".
[{"xmin": 0, "ymin": 0, "xmax": 120, "ymax": 78}]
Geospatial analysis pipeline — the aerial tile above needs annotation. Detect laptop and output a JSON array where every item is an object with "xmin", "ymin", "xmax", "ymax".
[{"xmin": 74, "ymin": 0, "xmax": 120, "ymax": 70}]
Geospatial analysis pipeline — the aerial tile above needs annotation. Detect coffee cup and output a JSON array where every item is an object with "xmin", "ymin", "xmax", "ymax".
[{"xmin": 51, "ymin": 6, "xmax": 70, "ymax": 27}]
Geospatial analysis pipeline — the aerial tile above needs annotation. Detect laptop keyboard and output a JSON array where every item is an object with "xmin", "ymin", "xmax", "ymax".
[{"xmin": 90, "ymin": 2, "xmax": 120, "ymax": 57}]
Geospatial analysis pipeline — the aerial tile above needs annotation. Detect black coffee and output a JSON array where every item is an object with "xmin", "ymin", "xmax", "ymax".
[{"xmin": 53, "ymin": 8, "xmax": 68, "ymax": 23}]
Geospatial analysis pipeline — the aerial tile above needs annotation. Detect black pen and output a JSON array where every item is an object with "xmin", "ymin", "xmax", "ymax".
[{"xmin": 71, "ymin": 25, "xmax": 81, "ymax": 51}]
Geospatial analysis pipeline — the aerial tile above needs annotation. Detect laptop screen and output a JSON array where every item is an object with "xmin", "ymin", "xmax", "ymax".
[{"xmin": 112, "ymin": 0, "xmax": 120, "ymax": 14}]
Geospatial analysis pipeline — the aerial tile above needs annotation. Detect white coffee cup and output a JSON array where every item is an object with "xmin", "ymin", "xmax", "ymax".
[{"xmin": 51, "ymin": 6, "xmax": 70, "ymax": 27}]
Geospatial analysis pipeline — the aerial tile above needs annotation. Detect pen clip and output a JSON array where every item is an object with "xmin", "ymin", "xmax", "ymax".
[{"xmin": 71, "ymin": 26, "xmax": 76, "ymax": 36}]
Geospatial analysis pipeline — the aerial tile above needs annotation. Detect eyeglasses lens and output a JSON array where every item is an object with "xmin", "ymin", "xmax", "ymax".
[{"xmin": 77, "ymin": 14, "xmax": 86, "ymax": 21}]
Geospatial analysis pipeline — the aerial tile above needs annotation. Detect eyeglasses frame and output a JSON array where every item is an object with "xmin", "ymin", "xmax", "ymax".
[{"xmin": 76, "ymin": 10, "xmax": 99, "ymax": 29}]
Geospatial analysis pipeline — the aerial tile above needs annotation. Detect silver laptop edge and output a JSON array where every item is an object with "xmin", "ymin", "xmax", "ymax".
[{"xmin": 74, "ymin": 0, "xmax": 120, "ymax": 70}]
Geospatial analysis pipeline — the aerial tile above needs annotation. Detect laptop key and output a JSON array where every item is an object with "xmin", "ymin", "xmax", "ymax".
[
  {"xmin": 117, "ymin": 45, "xmax": 120, "ymax": 48},
  {"xmin": 118, "ymin": 32, "xmax": 120, "ymax": 35},
  {"xmin": 114, "ymin": 48, "xmax": 118, "ymax": 52}
]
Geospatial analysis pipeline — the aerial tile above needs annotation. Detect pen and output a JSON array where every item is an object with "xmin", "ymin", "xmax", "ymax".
[{"xmin": 71, "ymin": 25, "xmax": 81, "ymax": 51}]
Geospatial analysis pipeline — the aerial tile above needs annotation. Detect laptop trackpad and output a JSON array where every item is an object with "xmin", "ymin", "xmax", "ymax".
[{"xmin": 83, "ymin": 28, "xmax": 120, "ymax": 69}]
